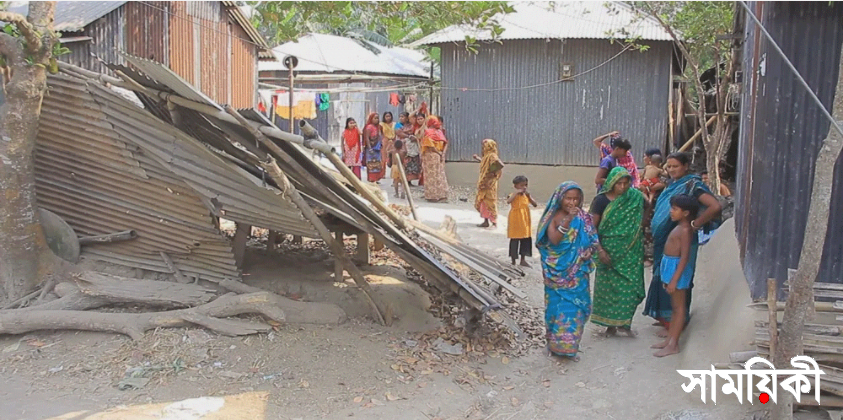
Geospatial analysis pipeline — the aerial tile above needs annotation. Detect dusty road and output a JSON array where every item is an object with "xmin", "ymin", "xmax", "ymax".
[{"xmin": 0, "ymin": 179, "xmax": 781, "ymax": 420}]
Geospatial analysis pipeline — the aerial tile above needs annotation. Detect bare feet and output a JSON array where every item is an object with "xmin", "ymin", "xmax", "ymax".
[
  {"xmin": 651, "ymin": 322, "xmax": 662, "ymax": 326},
  {"xmin": 653, "ymin": 344, "xmax": 680, "ymax": 357},
  {"xmin": 650, "ymin": 340, "xmax": 669, "ymax": 349},
  {"xmin": 618, "ymin": 327, "xmax": 637, "ymax": 338},
  {"xmin": 604, "ymin": 327, "xmax": 617, "ymax": 337},
  {"xmin": 477, "ymin": 219, "xmax": 490, "ymax": 228},
  {"xmin": 655, "ymin": 329, "xmax": 669, "ymax": 338},
  {"xmin": 519, "ymin": 260, "xmax": 531, "ymax": 268}
]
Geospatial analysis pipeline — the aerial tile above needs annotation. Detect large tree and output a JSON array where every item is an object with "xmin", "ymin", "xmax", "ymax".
[
  {"xmin": 0, "ymin": 2, "xmax": 59, "ymax": 305},
  {"xmin": 625, "ymin": 1, "xmax": 737, "ymax": 194},
  {"xmin": 249, "ymin": 1, "xmax": 514, "ymax": 50}
]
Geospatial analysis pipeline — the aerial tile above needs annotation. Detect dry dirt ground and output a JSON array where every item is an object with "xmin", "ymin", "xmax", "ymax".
[{"xmin": 0, "ymin": 175, "xmax": 830, "ymax": 420}]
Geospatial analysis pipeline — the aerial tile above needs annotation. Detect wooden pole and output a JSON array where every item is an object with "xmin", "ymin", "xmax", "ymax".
[
  {"xmin": 160, "ymin": 252, "xmax": 190, "ymax": 284},
  {"xmin": 678, "ymin": 115, "xmax": 717, "ymax": 152},
  {"xmin": 288, "ymin": 67, "xmax": 294, "ymax": 134},
  {"xmin": 223, "ymin": 106, "xmax": 386, "ymax": 326},
  {"xmin": 393, "ymin": 152, "xmax": 418, "ymax": 221},
  {"xmin": 768, "ymin": 278, "xmax": 778, "ymax": 359}
]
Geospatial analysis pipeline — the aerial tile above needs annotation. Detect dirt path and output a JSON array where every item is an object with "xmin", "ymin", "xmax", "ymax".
[{"xmin": 0, "ymin": 183, "xmax": 777, "ymax": 420}]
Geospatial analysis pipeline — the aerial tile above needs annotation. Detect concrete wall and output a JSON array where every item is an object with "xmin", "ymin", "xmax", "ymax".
[{"xmin": 445, "ymin": 162, "xmax": 597, "ymax": 205}]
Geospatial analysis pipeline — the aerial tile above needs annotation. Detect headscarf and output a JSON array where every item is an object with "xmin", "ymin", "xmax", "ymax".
[
  {"xmin": 536, "ymin": 182, "xmax": 596, "ymax": 249},
  {"xmin": 343, "ymin": 126, "xmax": 360, "ymax": 150},
  {"xmin": 597, "ymin": 167, "xmax": 644, "ymax": 251},
  {"xmin": 477, "ymin": 139, "xmax": 501, "ymax": 185},
  {"xmin": 421, "ymin": 116, "xmax": 447, "ymax": 152},
  {"xmin": 599, "ymin": 166, "xmax": 633, "ymax": 195},
  {"xmin": 365, "ymin": 112, "xmax": 381, "ymax": 143},
  {"xmin": 536, "ymin": 181, "xmax": 600, "ymax": 289}
]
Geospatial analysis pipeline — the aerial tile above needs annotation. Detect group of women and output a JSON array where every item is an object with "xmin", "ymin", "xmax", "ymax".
[
  {"xmin": 538, "ymin": 152, "xmax": 722, "ymax": 361},
  {"xmin": 341, "ymin": 106, "xmax": 450, "ymax": 202}
]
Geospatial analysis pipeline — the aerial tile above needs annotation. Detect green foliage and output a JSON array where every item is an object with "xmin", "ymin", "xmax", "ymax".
[{"xmin": 248, "ymin": 1, "xmax": 514, "ymax": 53}]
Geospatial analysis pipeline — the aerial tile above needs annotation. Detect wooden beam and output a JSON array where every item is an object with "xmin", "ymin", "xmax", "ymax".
[
  {"xmin": 355, "ymin": 233, "xmax": 370, "ymax": 265},
  {"xmin": 78, "ymin": 230, "xmax": 138, "ymax": 245}
]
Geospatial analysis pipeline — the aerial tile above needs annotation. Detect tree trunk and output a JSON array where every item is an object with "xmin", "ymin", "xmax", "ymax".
[
  {"xmin": 0, "ymin": 3, "xmax": 57, "ymax": 305},
  {"xmin": 772, "ymin": 43, "xmax": 843, "ymax": 420}
]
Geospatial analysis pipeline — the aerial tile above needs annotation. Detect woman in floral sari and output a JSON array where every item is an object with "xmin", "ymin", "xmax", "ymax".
[
  {"xmin": 341, "ymin": 118, "xmax": 362, "ymax": 179},
  {"xmin": 363, "ymin": 112, "xmax": 384, "ymax": 183},
  {"xmin": 396, "ymin": 113, "xmax": 421, "ymax": 184},
  {"xmin": 473, "ymin": 139, "xmax": 504, "ymax": 228},
  {"xmin": 537, "ymin": 182, "xmax": 609, "ymax": 361},
  {"xmin": 421, "ymin": 116, "xmax": 449, "ymax": 202},
  {"xmin": 643, "ymin": 153, "xmax": 721, "ymax": 335},
  {"xmin": 589, "ymin": 167, "xmax": 645, "ymax": 336}
]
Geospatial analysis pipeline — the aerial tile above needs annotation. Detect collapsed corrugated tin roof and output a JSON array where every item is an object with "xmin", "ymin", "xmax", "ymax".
[
  {"xmin": 46, "ymin": 57, "xmax": 525, "ymax": 319},
  {"xmin": 412, "ymin": 1, "xmax": 674, "ymax": 46},
  {"xmin": 260, "ymin": 33, "xmax": 431, "ymax": 78}
]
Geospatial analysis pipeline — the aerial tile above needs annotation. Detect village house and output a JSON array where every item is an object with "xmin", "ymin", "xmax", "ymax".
[
  {"xmin": 413, "ymin": 1, "xmax": 679, "ymax": 166},
  {"xmin": 736, "ymin": 1, "xmax": 843, "ymax": 298},
  {"xmin": 258, "ymin": 33, "xmax": 431, "ymax": 149},
  {"xmin": 8, "ymin": 1, "xmax": 271, "ymax": 108}
]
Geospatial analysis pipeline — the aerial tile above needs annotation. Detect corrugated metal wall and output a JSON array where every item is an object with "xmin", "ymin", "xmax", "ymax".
[
  {"xmin": 230, "ymin": 22, "xmax": 257, "ymax": 108},
  {"xmin": 439, "ymin": 39, "xmax": 673, "ymax": 166},
  {"xmin": 125, "ymin": 2, "xmax": 169, "ymax": 65},
  {"xmin": 737, "ymin": 1, "xmax": 843, "ymax": 299},
  {"xmin": 60, "ymin": 8, "xmax": 125, "ymax": 75},
  {"xmin": 168, "ymin": 1, "xmax": 195, "ymax": 85}
]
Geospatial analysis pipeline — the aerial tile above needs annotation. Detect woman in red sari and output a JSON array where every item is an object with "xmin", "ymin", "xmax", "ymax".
[
  {"xmin": 362, "ymin": 112, "xmax": 384, "ymax": 182},
  {"xmin": 341, "ymin": 118, "xmax": 362, "ymax": 179}
]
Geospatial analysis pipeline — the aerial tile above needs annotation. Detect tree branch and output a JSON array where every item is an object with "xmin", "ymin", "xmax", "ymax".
[
  {"xmin": 0, "ymin": 32, "xmax": 22, "ymax": 63},
  {"xmin": 0, "ymin": 11, "xmax": 42, "ymax": 54}
]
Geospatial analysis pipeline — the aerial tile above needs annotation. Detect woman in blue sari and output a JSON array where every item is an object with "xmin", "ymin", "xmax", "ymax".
[
  {"xmin": 537, "ymin": 182, "xmax": 610, "ymax": 361},
  {"xmin": 643, "ymin": 153, "xmax": 721, "ymax": 336}
]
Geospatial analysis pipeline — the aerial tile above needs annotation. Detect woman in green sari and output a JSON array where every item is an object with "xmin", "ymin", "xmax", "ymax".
[{"xmin": 589, "ymin": 167, "xmax": 645, "ymax": 337}]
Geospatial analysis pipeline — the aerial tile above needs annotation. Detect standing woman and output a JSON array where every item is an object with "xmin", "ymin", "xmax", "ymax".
[
  {"xmin": 643, "ymin": 153, "xmax": 721, "ymax": 334},
  {"xmin": 420, "ymin": 116, "xmax": 450, "ymax": 202},
  {"xmin": 589, "ymin": 167, "xmax": 645, "ymax": 337},
  {"xmin": 473, "ymin": 139, "xmax": 504, "ymax": 228},
  {"xmin": 341, "ymin": 118, "xmax": 363, "ymax": 179},
  {"xmin": 396, "ymin": 113, "xmax": 422, "ymax": 184},
  {"xmin": 380, "ymin": 112, "xmax": 397, "ymax": 173},
  {"xmin": 362, "ymin": 112, "xmax": 384, "ymax": 183},
  {"xmin": 536, "ymin": 182, "xmax": 609, "ymax": 361}
]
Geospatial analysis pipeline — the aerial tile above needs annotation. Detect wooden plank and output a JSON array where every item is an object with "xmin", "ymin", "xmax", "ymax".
[
  {"xmin": 354, "ymin": 233, "xmax": 370, "ymax": 265},
  {"xmin": 233, "ymin": 223, "xmax": 250, "ymax": 269},
  {"xmin": 755, "ymin": 321, "xmax": 842, "ymax": 336},
  {"xmin": 768, "ymin": 278, "xmax": 778, "ymax": 357},
  {"xmin": 748, "ymin": 301, "xmax": 841, "ymax": 312},
  {"xmin": 783, "ymin": 281, "xmax": 843, "ymax": 292}
]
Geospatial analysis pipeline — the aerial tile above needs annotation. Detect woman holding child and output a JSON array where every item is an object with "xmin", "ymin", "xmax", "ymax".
[
  {"xmin": 589, "ymin": 167, "xmax": 645, "ymax": 337},
  {"xmin": 537, "ymin": 182, "xmax": 609, "ymax": 361},
  {"xmin": 643, "ymin": 152, "xmax": 721, "ymax": 356}
]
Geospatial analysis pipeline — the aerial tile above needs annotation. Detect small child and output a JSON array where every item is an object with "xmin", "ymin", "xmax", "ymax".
[
  {"xmin": 391, "ymin": 140, "xmax": 407, "ymax": 199},
  {"xmin": 506, "ymin": 175, "xmax": 538, "ymax": 267},
  {"xmin": 639, "ymin": 154, "xmax": 666, "ymax": 204},
  {"xmin": 652, "ymin": 194, "xmax": 699, "ymax": 358}
]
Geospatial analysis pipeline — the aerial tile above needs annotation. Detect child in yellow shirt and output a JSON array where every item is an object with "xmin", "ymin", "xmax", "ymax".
[{"xmin": 507, "ymin": 175, "xmax": 538, "ymax": 267}]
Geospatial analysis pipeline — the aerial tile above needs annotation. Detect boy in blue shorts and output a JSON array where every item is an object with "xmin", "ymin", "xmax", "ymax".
[{"xmin": 652, "ymin": 194, "xmax": 699, "ymax": 357}]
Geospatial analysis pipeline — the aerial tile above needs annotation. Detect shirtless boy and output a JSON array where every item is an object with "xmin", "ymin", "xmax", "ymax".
[{"xmin": 652, "ymin": 194, "xmax": 699, "ymax": 357}]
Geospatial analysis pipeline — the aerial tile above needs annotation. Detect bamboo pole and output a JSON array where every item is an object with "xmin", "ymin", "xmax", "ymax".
[
  {"xmin": 768, "ymin": 278, "xmax": 778, "ymax": 359},
  {"xmin": 224, "ymin": 106, "xmax": 386, "ymax": 326},
  {"xmin": 678, "ymin": 115, "xmax": 717, "ymax": 152},
  {"xmin": 393, "ymin": 152, "xmax": 418, "ymax": 221}
]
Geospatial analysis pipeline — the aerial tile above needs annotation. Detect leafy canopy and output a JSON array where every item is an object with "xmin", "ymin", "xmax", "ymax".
[{"xmin": 248, "ymin": 1, "xmax": 514, "ymax": 50}]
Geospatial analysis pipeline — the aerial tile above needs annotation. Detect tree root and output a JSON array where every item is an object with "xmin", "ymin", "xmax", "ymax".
[{"xmin": 0, "ymin": 292, "xmax": 286, "ymax": 340}]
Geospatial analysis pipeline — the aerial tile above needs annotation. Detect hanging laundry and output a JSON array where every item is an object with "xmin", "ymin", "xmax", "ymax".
[
  {"xmin": 398, "ymin": 94, "xmax": 405, "ymax": 104},
  {"xmin": 317, "ymin": 93, "xmax": 330, "ymax": 111},
  {"xmin": 389, "ymin": 92, "xmax": 400, "ymax": 107},
  {"xmin": 275, "ymin": 90, "xmax": 317, "ymax": 120}
]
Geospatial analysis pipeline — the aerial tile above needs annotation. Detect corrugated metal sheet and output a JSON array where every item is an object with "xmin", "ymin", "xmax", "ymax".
[
  {"xmin": 122, "ymin": 53, "xmax": 220, "ymax": 108},
  {"xmin": 231, "ymin": 22, "xmax": 257, "ymax": 108},
  {"xmin": 261, "ymin": 33, "xmax": 430, "ymax": 77},
  {"xmin": 125, "ymin": 2, "xmax": 169, "ymax": 66},
  {"xmin": 439, "ymin": 39, "xmax": 671, "ymax": 166},
  {"xmin": 220, "ymin": 1, "xmax": 273, "ymax": 60},
  {"xmin": 736, "ymin": 1, "xmax": 843, "ymax": 299},
  {"xmin": 199, "ymin": 5, "xmax": 229, "ymax": 106},
  {"xmin": 167, "ymin": 1, "xmax": 195, "ymax": 86},
  {"xmin": 36, "ymin": 73, "xmax": 239, "ymax": 282},
  {"xmin": 414, "ymin": 2, "xmax": 673, "ymax": 47},
  {"xmin": 7, "ymin": 1, "xmax": 127, "ymax": 32},
  {"xmin": 57, "ymin": 6, "xmax": 125, "ymax": 75}
]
